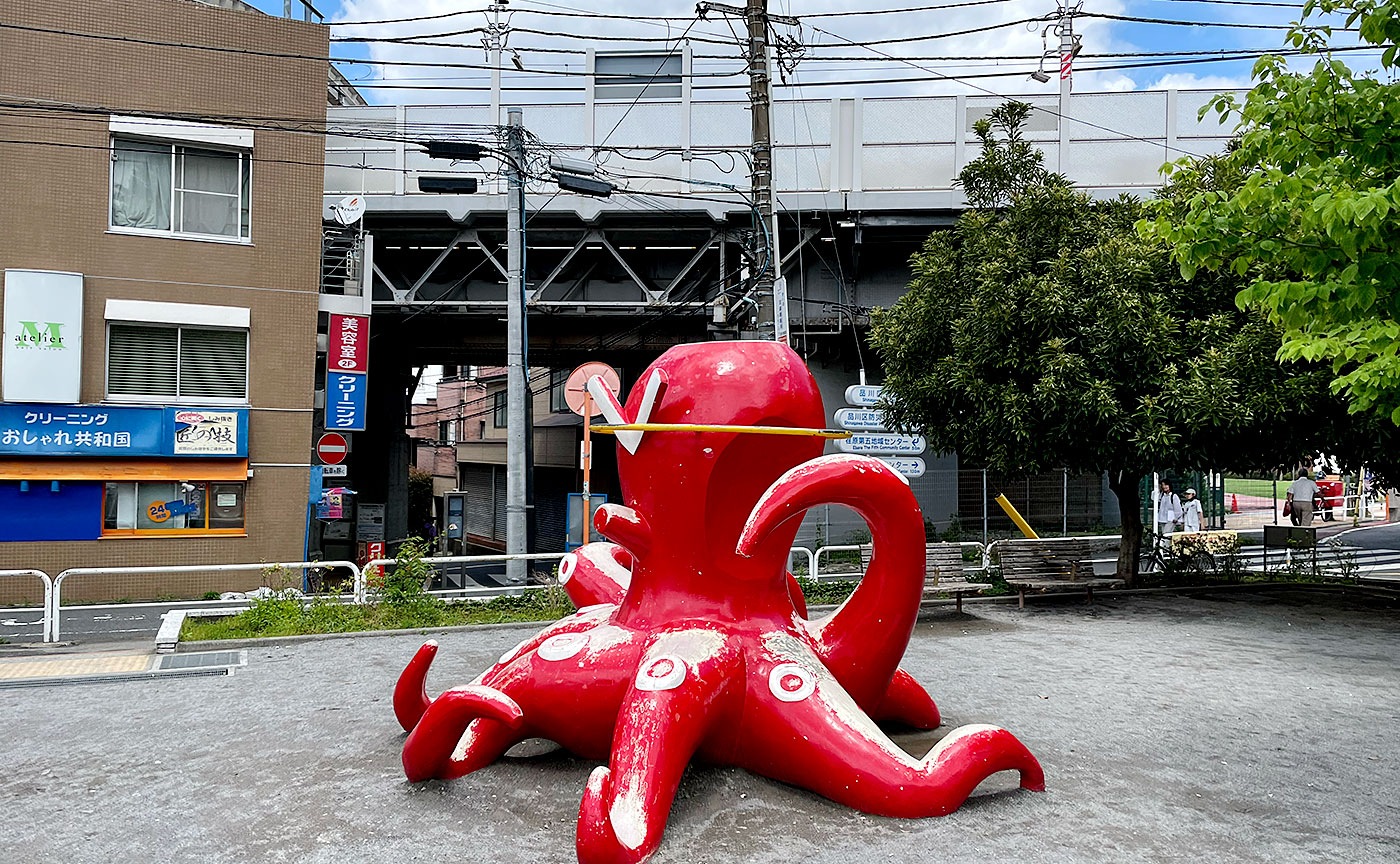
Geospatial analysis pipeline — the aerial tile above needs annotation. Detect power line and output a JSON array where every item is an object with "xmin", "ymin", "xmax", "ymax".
[
  {"xmin": 1078, "ymin": 12, "xmax": 1355, "ymax": 30},
  {"xmin": 325, "ymin": 0, "xmax": 1311, "ymax": 28},
  {"xmin": 803, "ymin": 21, "xmax": 1217, "ymax": 158},
  {"xmin": 321, "ymin": 47, "xmax": 1386, "ymax": 93},
  {"xmin": 0, "ymin": 22, "xmax": 744, "ymax": 78}
]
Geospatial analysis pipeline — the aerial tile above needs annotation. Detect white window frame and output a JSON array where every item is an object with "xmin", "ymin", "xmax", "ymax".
[
  {"xmin": 107, "ymin": 119, "xmax": 254, "ymax": 245},
  {"xmin": 592, "ymin": 51, "xmax": 685, "ymax": 103},
  {"xmin": 104, "ymin": 322, "xmax": 250, "ymax": 406}
]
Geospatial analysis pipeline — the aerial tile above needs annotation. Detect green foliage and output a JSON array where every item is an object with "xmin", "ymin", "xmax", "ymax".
[
  {"xmin": 874, "ymin": 165, "xmax": 1319, "ymax": 480},
  {"xmin": 181, "ymin": 589, "xmax": 576, "ymax": 641},
  {"xmin": 201, "ymin": 591, "xmax": 221, "ymax": 601},
  {"xmin": 872, "ymin": 101, "xmax": 1400, "ymax": 580},
  {"xmin": 794, "ymin": 576, "xmax": 858, "ymax": 605},
  {"xmin": 958, "ymin": 102, "xmax": 1069, "ymax": 209},
  {"xmin": 377, "ymin": 537, "xmax": 436, "ymax": 606},
  {"xmin": 1141, "ymin": 0, "xmax": 1400, "ymax": 423}
]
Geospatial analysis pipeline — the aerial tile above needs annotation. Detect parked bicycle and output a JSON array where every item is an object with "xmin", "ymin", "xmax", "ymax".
[{"xmin": 1139, "ymin": 530, "xmax": 1218, "ymax": 576}]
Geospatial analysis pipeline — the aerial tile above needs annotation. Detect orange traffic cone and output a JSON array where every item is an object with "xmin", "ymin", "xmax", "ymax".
[{"xmin": 1230, "ymin": 493, "xmax": 1239, "ymax": 513}]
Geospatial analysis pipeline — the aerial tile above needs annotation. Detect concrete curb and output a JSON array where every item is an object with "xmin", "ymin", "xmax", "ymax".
[{"xmin": 171, "ymin": 580, "xmax": 1398, "ymax": 652}]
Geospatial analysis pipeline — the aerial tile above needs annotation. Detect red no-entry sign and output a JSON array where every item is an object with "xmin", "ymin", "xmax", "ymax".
[{"xmin": 317, "ymin": 432, "xmax": 349, "ymax": 465}]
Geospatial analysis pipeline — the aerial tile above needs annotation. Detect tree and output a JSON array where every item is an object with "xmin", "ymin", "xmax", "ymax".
[
  {"xmin": 1141, "ymin": 0, "xmax": 1400, "ymax": 423},
  {"xmin": 871, "ymin": 102, "xmax": 1399, "ymax": 583}
]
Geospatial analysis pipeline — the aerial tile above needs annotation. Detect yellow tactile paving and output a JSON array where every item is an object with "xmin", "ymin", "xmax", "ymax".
[{"xmin": 0, "ymin": 654, "xmax": 152, "ymax": 680}]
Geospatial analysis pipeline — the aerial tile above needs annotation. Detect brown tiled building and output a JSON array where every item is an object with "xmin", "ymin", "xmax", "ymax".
[{"xmin": 0, "ymin": 0, "xmax": 339, "ymax": 602}]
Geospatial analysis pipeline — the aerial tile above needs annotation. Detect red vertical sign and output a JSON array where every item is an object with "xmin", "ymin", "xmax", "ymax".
[{"xmin": 328, "ymin": 314, "xmax": 370, "ymax": 374}]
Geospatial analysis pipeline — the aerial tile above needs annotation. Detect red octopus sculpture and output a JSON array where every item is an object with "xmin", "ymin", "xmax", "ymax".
[{"xmin": 393, "ymin": 341, "xmax": 1043, "ymax": 864}]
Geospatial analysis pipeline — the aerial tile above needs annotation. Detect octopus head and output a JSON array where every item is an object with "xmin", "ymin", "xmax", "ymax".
[{"xmin": 614, "ymin": 341, "xmax": 826, "ymax": 574}]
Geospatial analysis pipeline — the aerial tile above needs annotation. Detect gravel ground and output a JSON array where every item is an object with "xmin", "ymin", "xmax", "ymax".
[{"xmin": 2, "ymin": 587, "xmax": 1398, "ymax": 864}]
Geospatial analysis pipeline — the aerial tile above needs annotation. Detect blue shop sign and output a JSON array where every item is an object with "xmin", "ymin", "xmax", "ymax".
[
  {"xmin": 0, "ymin": 404, "xmax": 248, "ymax": 458},
  {"xmin": 327, "ymin": 371, "xmax": 367, "ymax": 432}
]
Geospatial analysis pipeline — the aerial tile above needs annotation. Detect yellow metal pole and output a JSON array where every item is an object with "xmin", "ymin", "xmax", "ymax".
[
  {"xmin": 994, "ymin": 493, "xmax": 1039, "ymax": 539},
  {"xmin": 582, "ymin": 389, "xmax": 592, "ymax": 544}
]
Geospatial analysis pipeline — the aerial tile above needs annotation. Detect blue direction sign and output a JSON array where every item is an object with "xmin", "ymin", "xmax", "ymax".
[
  {"xmin": 834, "ymin": 407, "xmax": 888, "ymax": 432},
  {"xmin": 877, "ymin": 457, "xmax": 926, "ymax": 478},
  {"xmin": 835, "ymin": 432, "xmax": 926, "ymax": 455},
  {"xmin": 844, "ymin": 384, "xmax": 883, "ymax": 406}
]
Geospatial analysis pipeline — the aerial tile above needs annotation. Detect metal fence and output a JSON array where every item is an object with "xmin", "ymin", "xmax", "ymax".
[
  {"xmin": 791, "ymin": 468, "xmax": 1124, "ymax": 551},
  {"xmin": 789, "ymin": 468, "xmax": 1389, "ymax": 553},
  {"xmin": 50, "ymin": 561, "xmax": 362, "ymax": 642}
]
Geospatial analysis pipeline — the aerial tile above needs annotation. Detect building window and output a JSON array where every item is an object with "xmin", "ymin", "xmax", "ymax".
[
  {"xmin": 493, "ymin": 391, "xmax": 507, "ymax": 428},
  {"xmin": 439, "ymin": 419, "xmax": 458, "ymax": 444},
  {"xmin": 549, "ymin": 369, "xmax": 569, "ymax": 413},
  {"xmin": 102, "ymin": 481, "xmax": 246, "ymax": 535},
  {"xmin": 110, "ymin": 137, "xmax": 251, "ymax": 242},
  {"xmin": 594, "ymin": 53, "xmax": 682, "ymax": 100},
  {"xmin": 107, "ymin": 323, "xmax": 248, "ymax": 402}
]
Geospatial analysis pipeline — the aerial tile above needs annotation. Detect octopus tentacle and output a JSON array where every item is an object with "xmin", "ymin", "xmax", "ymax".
[
  {"xmin": 742, "ymin": 668, "xmax": 1041, "ymax": 818},
  {"xmin": 402, "ymin": 685, "xmax": 526, "ymax": 782},
  {"xmin": 873, "ymin": 668, "xmax": 942, "ymax": 729},
  {"xmin": 394, "ymin": 640, "xmax": 439, "ymax": 732},
  {"xmin": 594, "ymin": 504, "xmax": 653, "ymax": 559},
  {"xmin": 576, "ymin": 630, "xmax": 742, "ymax": 864},
  {"xmin": 785, "ymin": 571, "xmax": 808, "ymax": 619},
  {"xmin": 559, "ymin": 543, "xmax": 634, "ymax": 609},
  {"xmin": 738, "ymin": 454, "xmax": 926, "ymax": 708}
]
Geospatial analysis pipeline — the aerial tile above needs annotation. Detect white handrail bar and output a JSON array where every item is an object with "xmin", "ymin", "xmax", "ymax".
[
  {"xmin": 360, "ymin": 552, "xmax": 568, "ymax": 603},
  {"xmin": 812, "ymin": 544, "xmax": 865, "ymax": 578},
  {"xmin": 51, "ymin": 560, "xmax": 360, "ymax": 641},
  {"xmin": 789, "ymin": 547, "xmax": 815, "ymax": 578},
  {"xmin": 1, "ymin": 569, "xmax": 53, "ymax": 643}
]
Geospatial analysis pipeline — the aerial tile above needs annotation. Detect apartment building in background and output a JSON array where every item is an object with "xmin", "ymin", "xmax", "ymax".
[
  {"xmin": 0, "ymin": 0, "xmax": 340, "ymax": 602},
  {"xmin": 409, "ymin": 367, "xmax": 620, "ymax": 554}
]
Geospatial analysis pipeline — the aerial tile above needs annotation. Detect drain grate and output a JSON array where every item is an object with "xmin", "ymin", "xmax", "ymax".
[{"xmin": 158, "ymin": 650, "xmax": 246, "ymax": 671}]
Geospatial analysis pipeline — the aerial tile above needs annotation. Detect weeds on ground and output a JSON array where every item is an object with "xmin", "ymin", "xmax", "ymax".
[
  {"xmin": 963, "ymin": 567, "xmax": 1014, "ymax": 596},
  {"xmin": 181, "ymin": 538, "xmax": 576, "ymax": 641},
  {"xmin": 794, "ymin": 576, "xmax": 858, "ymax": 606}
]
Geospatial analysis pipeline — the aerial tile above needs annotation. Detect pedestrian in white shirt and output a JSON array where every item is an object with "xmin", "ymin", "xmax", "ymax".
[
  {"xmin": 1181, "ymin": 488, "xmax": 1204, "ymax": 532},
  {"xmin": 1156, "ymin": 479, "xmax": 1182, "ymax": 536},
  {"xmin": 1286, "ymin": 468, "xmax": 1318, "ymax": 526}
]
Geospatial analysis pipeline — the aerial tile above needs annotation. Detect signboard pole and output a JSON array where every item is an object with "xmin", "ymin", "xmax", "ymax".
[{"xmin": 582, "ymin": 389, "xmax": 592, "ymax": 544}]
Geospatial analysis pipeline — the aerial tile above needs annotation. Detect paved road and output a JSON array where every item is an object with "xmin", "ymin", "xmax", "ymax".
[
  {"xmin": 3, "ymin": 590, "xmax": 1398, "ymax": 863},
  {"xmin": 1335, "ymin": 521, "xmax": 1400, "ymax": 550}
]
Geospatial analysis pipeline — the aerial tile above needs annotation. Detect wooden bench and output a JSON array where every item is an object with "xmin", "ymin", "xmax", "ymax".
[
  {"xmin": 861, "ymin": 542, "xmax": 987, "ymax": 612},
  {"xmin": 996, "ymin": 538, "xmax": 1124, "ymax": 608}
]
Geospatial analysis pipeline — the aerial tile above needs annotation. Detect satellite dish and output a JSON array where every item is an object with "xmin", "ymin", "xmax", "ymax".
[{"xmin": 332, "ymin": 195, "xmax": 365, "ymax": 226}]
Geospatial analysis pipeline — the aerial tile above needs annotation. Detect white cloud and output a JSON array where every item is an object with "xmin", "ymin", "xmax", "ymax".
[{"xmin": 1146, "ymin": 72, "xmax": 1254, "ymax": 92}]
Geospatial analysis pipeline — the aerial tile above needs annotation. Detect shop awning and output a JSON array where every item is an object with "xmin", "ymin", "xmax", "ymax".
[{"xmin": 0, "ymin": 459, "xmax": 249, "ymax": 481}]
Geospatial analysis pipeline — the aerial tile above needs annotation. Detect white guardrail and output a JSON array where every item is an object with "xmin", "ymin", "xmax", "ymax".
[
  {"xmin": 50, "ymin": 560, "xmax": 361, "ymax": 642},
  {"xmin": 2, "ymin": 569, "xmax": 54, "ymax": 643},
  {"xmin": 360, "ymin": 552, "xmax": 568, "ymax": 602}
]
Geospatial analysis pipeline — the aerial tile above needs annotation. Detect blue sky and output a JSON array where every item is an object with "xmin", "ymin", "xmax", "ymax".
[{"xmin": 232, "ymin": 0, "xmax": 1376, "ymax": 105}]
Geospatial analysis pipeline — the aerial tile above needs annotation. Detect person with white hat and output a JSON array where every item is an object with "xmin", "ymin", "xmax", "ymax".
[{"xmin": 1181, "ymin": 488, "xmax": 1204, "ymax": 533}]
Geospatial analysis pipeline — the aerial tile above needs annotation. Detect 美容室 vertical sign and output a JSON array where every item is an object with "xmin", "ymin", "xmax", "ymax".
[
  {"xmin": 326, "ymin": 313, "xmax": 369, "ymax": 431},
  {"xmin": 2, "ymin": 270, "xmax": 84, "ymax": 404}
]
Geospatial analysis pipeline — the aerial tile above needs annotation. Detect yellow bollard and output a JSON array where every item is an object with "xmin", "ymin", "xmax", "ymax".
[{"xmin": 994, "ymin": 494, "xmax": 1039, "ymax": 539}]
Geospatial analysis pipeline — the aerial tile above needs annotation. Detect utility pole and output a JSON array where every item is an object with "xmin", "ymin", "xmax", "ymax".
[
  {"xmin": 1057, "ymin": 2, "xmax": 1078, "ymax": 101},
  {"xmin": 698, "ymin": 1, "xmax": 796, "ymax": 340},
  {"xmin": 505, "ymin": 107, "xmax": 529, "ymax": 584},
  {"xmin": 746, "ymin": 0, "xmax": 779, "ymax": 340}
]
